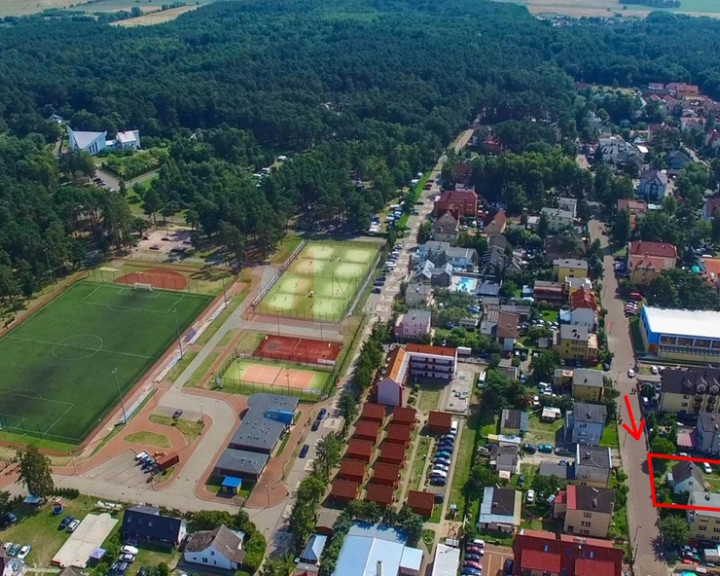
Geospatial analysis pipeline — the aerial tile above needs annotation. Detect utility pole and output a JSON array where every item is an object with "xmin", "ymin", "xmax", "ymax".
[
  {"xmin": 173, "ymin": 308, "xmax": 184, "ymax": 358},
  {"xmin": 113, "ymin": 368, "xmax": 128, "ymax": 424}
]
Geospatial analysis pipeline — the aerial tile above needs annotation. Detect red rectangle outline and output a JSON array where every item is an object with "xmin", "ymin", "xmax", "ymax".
[{"xmin": 648, "ymin": 452, "xmax": 720, "ymax": 511}]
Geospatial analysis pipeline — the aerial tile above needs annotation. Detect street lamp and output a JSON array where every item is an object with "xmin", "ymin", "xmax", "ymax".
[
  {"xmin": 173, "ymin": 308, "xmax": 184, "ymax": 359},
  {"xmin": 43, "ymin": 248, "xmax": 55, "ymax": 285},
  {"xmin": 112, "ymin": 368, "xmax": 128, "ymax": 424}
]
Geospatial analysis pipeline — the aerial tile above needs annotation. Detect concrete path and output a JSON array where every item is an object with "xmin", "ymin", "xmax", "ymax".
[{"xmin": 589, "ymin": 219, "xmax": 667, "ymax": 576}]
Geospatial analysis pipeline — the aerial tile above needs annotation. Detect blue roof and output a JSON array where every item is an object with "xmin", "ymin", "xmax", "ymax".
[
  {"xmin": 300, "ymin": 534, "xmax": 328, "ymax": 563},
  {"xmin": 333, "ymin": 524, "xmax": 419, "ymax": 576},
  {"xmin": 221, "ymin": 476, "xmax": 242, "ymax": 488}
]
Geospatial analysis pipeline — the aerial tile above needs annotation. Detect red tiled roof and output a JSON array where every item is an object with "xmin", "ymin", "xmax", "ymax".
[
  {"xmin": 361, "ymin": 403, "xmax": 385, "ymax": 421},
  {"xmin": 559, "ymin": 534, "xmax": 614, "ymax": 548},
  {"xmin": 555, "ymin": 490, "xmax": 566, "ymax": 505},
  {"xmin": 407, "ymin": 490, "xmax": 435, "ymax": 510},
  {"xmin": 428, "ymin": 411, "xmax": 452, "ymax": 428},
  {"xmin": 365, "ymin": 483, "xmax": 394, "ymax": 505},
  {"xmin": 566, "ymin": 484, "xmax": 576, "ymax": 510},
  {"xmin": 497, "ymin": 311, "xmax": 519, "ymax": 339},
  {"xmin": 703, "ymin": 258, "xmax": 720, "ymax": 276},
  {"xmin": 629, "ymin": 240, "xmax": 677, "ymax": 259},
  {"xmin": 631, "ymin": 256, "xmax": 667, "ymax": 272},
  {"xmin": 405, "ymin": 344, "xmax": 456, "ymax": 358},
  {"xmin": 386, "ymin": 424, "xmax": 412, "ymax": 443},
  {"xmin": 372, "ymin": 462, "xmax": 401, "ymax": 483},
  {"xmin": 570, "ymin": 289, "xmax": 597, "ymax": 311},
  {"xmin": 575, "ymin": 558, "xmax": 617, "ymax": 576},
  {"xmin": 392, "ymin": 406, "xmax": 416, "ymax": 425},
  {"xmin": 353, "ymin": 420, "xmax": 380, "ymax": 440},
  {"xmin": 330, "ymin": 479, "xmax": 359, "ymax": 500},
  {"xmin": 492, "ymin": 210, "xmax": 507, "ymax": 228},
  {"xmin": 347, "ymin": 439, "xmax": 374, "ymax": 459},
  {"xmin": 339, "ymin": 458, "xmax": 366, "ymax": 479},
  {"xmin": 617, "ymin": 199, "xmax": 647, "ymax": 213},
  {"xmin": 379, "ymin": 442, "xmax": 406, "ymax": 462},
  {"xmin": 520, "ymin": 550, "xmax": 561, "ymax": 573}
]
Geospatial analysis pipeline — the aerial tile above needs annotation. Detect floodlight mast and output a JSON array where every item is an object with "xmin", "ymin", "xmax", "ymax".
[
  {"xmin": 173, "ymin": 307, "xmax": 184, "ymax": 359},
  {"xmin": 113, "ymin": 367, "xmax": 128, "ymax": 424}
]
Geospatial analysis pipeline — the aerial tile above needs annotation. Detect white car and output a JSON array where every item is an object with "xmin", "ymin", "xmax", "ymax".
[
  {"xmin": 627, "ymin": 369, "xmax": 635, "ymax": 378},
  {"xmin": 526, "ymin": 489, "xmax": 535, "ymax": 504},
  {"xmin": 651, "ymin": 365, "xmax": 659, "ymax": 375},
  {"xmin": 704, "ymin": 462, "xmax": 713, "ymax": 474},
  {"xmin": 17, "ymin": 545, "xmax": 30, "ymax": 560}
]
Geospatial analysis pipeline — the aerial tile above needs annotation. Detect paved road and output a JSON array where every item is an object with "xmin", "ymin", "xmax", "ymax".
[{"xmin": 589, "ymin": 219, "xmax": 667, "ymax": 576}]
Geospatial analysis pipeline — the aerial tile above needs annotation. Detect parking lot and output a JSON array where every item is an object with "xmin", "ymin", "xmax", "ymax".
[
  {"xmin": 80, "ymin": 451, "xmax": 154, "ymax": 489},
  {"xmin": 482, "ymin": 544, "xmax": 513, "ymax": 576},
  {"xmin": 442, "ymin": 364, "xmax": 475, "ymax": 414}
]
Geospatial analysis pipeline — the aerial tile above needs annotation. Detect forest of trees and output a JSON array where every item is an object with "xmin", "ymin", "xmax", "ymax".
[{"xmin": 3, "ymin": 0, "xmax": 720, "ymax": 302}]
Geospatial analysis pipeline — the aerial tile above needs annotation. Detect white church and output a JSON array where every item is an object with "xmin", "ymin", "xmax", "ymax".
[{"xmin": 67, "ymin": 126, "xmax": 141, "ymax": 155}]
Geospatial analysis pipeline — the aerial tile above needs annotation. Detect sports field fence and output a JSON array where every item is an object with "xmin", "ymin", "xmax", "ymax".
[{"xmin": 86, "ymin": 266, "xmax": 205, "ymax": 294}]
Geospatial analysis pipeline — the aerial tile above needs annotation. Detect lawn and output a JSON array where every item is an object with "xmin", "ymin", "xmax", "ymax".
[
  {"xmin": 124, "ymin": 431, "xmax": 170, "ymax": 448},
  {"xmin": 0, "ymin": 495, "xmax": 104, "ymax": 567},
  {"xmin": 525, "ymin": 413, "xmax": 563, "ymax": 444},
  {"xmin": 418, "ymin": 385, "xmax": 444, "ymax": 412},
  {"xmin": 428, "ymin": 503, "xmax": 443, "ymax": 524},
  {"xmin": 600, "ymin": 422, "xmax": 620, "ymax": 448},
  {"xmin": 148, "ymin": 414, "xmax": 204, "ymax": 445},
  {"xmin": 100, "ymin": 148, "xmax": 166, "ymax": 180},
  {"xmin": 540, "ymin": 309, "xmax": 558, "ymax": 323},
  {"xmin": 422, "ymin": 528, "xmax": 435, "ymax": 552},
  {"xmin": 409, "ymin": 437, "xmax": 431, "ymax": 491},
  {"xmin": 0, "ymin": 281, "xmax": 210, "ymax": 446},
  {"xmin": 448, "ymin": 411, "xmax": 481, "ymax": 517},
  {"xmin": 134, "ymin": 542, "xmax": 180, "ymax": 569},
  {"xmin": 479, "ymin": 413, "xmax": 499, "ymax": 439},
  {"xmin": 270, "ymin": 234, "xmax": 304, "ymax": 265},
  {"xmin": 256, "ymin": 241, "xmax": 378, "ymax": 321}
]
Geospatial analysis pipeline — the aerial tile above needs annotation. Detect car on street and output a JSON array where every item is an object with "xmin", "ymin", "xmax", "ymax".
[
  {"xmin": 526, "ymin": 489, "xmax": 535, "ymax": 504},
  {"xmin": 504, "ymin": 559, "xmax": 514, "ymax": 575},
  {"xmin": 311, "ymin": 420, "xmax": 320, "ymax": 431},
  {"xmin": 299, "ymin": 444, "xmax": 309, "ymax": 458},
  {"xmin": 317, "ymin": 408, "xmax": 327, "ymax": 420},
  {"xmin": 554, "ymin": 447, "xmax": 570, "ymax": 456},
  {"xmin": 17, "ymin": 546, "xmax": 30, "ymax": 560},
  {"xmin": 538, "ymin": 444, "xmax": 553, "ymax": 453},
  {"xmin": 59, "ymin": 515, "xmax": 74, "ymax": 530},
  {"xmin": 627, "ymin": 368, "xmax": 635, "ymax": 378}
]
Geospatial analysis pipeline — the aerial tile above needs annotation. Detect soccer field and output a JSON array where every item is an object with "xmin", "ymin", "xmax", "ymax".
[
  {"xmin": 257, "ymin": 241, "xmax": 378, "ymax": 321},
  {"xmin": 0, "ymin": 281, "xmax": 211, "ymax": 445}
]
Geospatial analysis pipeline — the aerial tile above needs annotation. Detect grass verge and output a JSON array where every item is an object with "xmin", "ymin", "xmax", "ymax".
[
  {"xmin": 409, "ymin": 437, "xmax": 430, "ymax": 492},
  {"xmin": 123, "ymin": 431, "xmax": 170, "ymax": 448},
  {"xmin": 148, "ymin": 414, "xmax": 204, "ymax": 445}
]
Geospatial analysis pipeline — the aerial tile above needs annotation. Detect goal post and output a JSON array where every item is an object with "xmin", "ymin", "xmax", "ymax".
[{"xmin": 133, "ymin": 282, "xmax": 153, "ymax": 291}]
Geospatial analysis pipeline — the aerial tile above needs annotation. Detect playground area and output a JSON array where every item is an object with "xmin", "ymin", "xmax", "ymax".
[
  {"xmin": 255, "ymin": 241, "xmax": 377, "ymax": 322},
  {"xmin": 253, "ymin": 334, "xmax": 341, "ymax": 366}
]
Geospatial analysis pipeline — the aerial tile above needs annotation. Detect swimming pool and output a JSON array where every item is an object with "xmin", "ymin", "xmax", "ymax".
[{"xmin": 454, "ymin": 276, "xmax": 477, "ymax": 294}]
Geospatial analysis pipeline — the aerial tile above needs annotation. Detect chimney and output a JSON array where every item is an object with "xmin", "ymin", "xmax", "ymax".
[{"xmin": 376, "ymin": 561, "xmax": 382, "ymax": 576}]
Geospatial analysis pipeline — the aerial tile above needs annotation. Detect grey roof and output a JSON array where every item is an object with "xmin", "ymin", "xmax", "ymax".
[
  {"xmin": 230, "ymin": 393, "xmax": 298, "ymax": 452},
  {"xmin": 553, "ymin": 258, "xmax": 588, "ymax": 269},
  {"xmin": 572, "ymin": 369, "xmax": 604, "ymax": 389},
  {"xmin": 215, "ymin": 448, "xmax": 269, "ymax": 477},
  {"xmin": 185, "ymin": 525, "xmax": 245, "ymax": 564},
  {"xmin": 661, "ymin": 367, "xmax": 720, "ymax": 395},
  {"xmin": 698, "ymin": 412, "xmax": 720, "ymax": 433},
  {"xmin": 560, "ymin": 324, "xmax": 590, "ymax": 342},
  {"xmin": 672, "ymin": 460, "xmax": 703, "ymax": 486},
  {"xmin": 571, "ymin": 486, "xmax": 615, "ymax": 514},
  {"xmin": 640, "ymin": 168, "xmax": 669, "ymax": 185},
  {"xmin": 488, "ymin": 234, "xmax": 508, "ymax": 250},
  {"xmin": 575, "ymin": 445, "xmax": 611, "ymax": 469},
  {"xmin": 479, "ymin": 487, "xmax": 519, "ymax": 523},
  {"xmin": 121, "ymin": 506, "xmax": 183, "ymax": 542},
  {"xmin": 446, "ymin": 247, "xmax": 477, "ymax": 260},
  {"xmin": 690, "ymin": 492, "xmax": 720, "ymax": 518},
  {"xmin": 406, "ymin": 283, "xmax": 432, "ymax": 296},
  {"xmin": 404, "ymin": 309, "xmax": 431, "ymax": 324},
  {"xmin": 497, "ymin": 452, "xmax": 518, "ymax": 469},
  {"xmin": 300, "ymin": 534, "xmax": 328, "ymax": 564},
  {"xmin": 572, "ymin": 402, "xmax": 607, "ymax": 425},
  {"xmin": 501, "ymin": 409, "xmax": 528, "ymax": 431},
  {"xmin": 477, "ymin": 281, "xmax": 501, "ymax": 297},
  {"xmin": 422, "ymin": 241, "xmax": 451, "ymax": 253},
  {"xmin": 542, "ymin": 207, "xmax": 574, "ymax": 220},
  {"xmin": 68, "ymin": 128, "xmax": 106, "ymax": 149},
  {"xmin": 539, "ymin": 461, "xmax": 573, "ymax": 480}
]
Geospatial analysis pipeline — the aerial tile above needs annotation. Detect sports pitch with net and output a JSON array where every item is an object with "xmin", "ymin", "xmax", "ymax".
[
  {"xmin": 0, "ymin": 281, "xmax": 211, "ymax": 445},
  {"xmin": 256, "ymin": 241, "xmax": 378, "ymax": 321}
]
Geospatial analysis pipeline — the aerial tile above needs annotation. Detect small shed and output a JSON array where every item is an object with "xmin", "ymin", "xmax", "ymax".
[
  {"xmin": 379, "ymin": 442, "xmax": 406, "ymax": 465},
  {"xmin": 346, "ymin": 439, "xmax": 374, "ymax": 462},
  {"xmin": 360, "ymin": 403, "xmax": 386, "ymax": 423},
  {"xmin": 300, "ymin": 534, "xmax": 327, "ymax": 565},
  {"xmin": 353, "ymin": 420, "xmax": 381, "ymax": 442},
  {"xmin": 330, "ymin": 479, "xmax": 359, "ymax": 504},
  {"xmin": 315, "ymin": 509, "xmax": 341, "ymax": 536},
  {"xmin": 339, "ymin": 458, "xmax": 367, "ymax": 484},
  {"xmin": 407, "ymin": 491, "xmax": 435, "ymax": 518},
  {"xmin": 372, "ymin": 463, "xmax": 401, "ymax": 487},
  {"xmin": 392, "ymin": 406, "xmax": 417, "ymax": 428},
  {"xmin": 220, "ymin": 476, "xmax": 242, "ymax": 495},
  {"xmin": 428, "ymin": 411, "xmax": 452, "ymax": 434},
  {"xmin": 365, "ymin": 483, "xmax": 394, "ymax": 508},
  {"xmin": 385, "ymin": 424, "xmax": 412, "ymax": 446}
]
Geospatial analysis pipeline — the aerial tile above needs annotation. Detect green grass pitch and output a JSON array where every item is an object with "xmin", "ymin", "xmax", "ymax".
[
  {"xmin": 0, "ymin": 281, "xmax": 211, "ymax": 444},
  {"xmin": 257, "ymin": 241, "xmax": 378, "ymax": 321}
]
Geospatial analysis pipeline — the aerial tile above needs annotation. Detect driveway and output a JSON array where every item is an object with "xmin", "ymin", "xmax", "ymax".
[{"xmin": 589, "ymin": 219, "xmax": 666, "ymax": 576}]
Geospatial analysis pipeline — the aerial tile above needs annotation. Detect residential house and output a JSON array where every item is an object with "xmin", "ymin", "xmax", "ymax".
[
  {"xmin": 365, "ymin": 483, "xmax": 395, "ymax": 508},
  {"xmin": 346, "ymin": 439, "xmax": 374, "ymax": 463},
  {"xmin": 681, "ymin": 116, "xmax": 706, "ymax": 134},
  {"xmin": 488, "ymin": 234, "xmax": 508, "ymax": 252},
  {"xmin": 121, "ymin": 505, "xmax": 186, "ymax": 546},
  {"xmin": 702, "ymin": 257, "xmax": 720, "ymax": 293},
  {"xmin": 670, "ymin": 460, "xmax": 704, "ymax": 495},
  {"xmin": 394, "ymin": 309, "xmax": 432, "ymax": 341},
  {"xmin": 572, "ymin": 369, "xmax": 604, "ymax": 403},
  {"xmin": 300, "ymin": 534, "xmax": 327, "ymax": 566},
  {"xmin": 598, "ymin": 135, "xmax": 640, "ymax": 165},
  {"xmin": 538, "ymin": 461, "xmax": 574, "ymax": 482},
  {"xmin": 565, "ymin": 402, "xmax": 606, "ymax": 446},
  {"xmin": 534, "ymin": 281, "xmax": 568, "ymax": 309},
  {"xmin": 662, "ymin": 95, "xmax": 681, "ymax": 115},
  {"xmin": 353, "ymin": 421, "xmax": 380, "ymax": 443},
  {"xmin": 372, "ymin": 462, "xmax": 402, "ymax": 487},
  {"xmin": 570, "ymin": 289, "xmax": 598, "ymax": 330},
  {"xmin": 477, "ymin": 280, "xmax": 501, "ymax": 300},
  {"xmin": 659, "ymin": 368, "xmax": 720, "ymax": 415},
  {"xmin": 484, "ymin": 211, "xmax": 508, "ymax": 235},
  {"xmin": 183, "ymin": 525, "xmax": 245, "ymax": 571},
  {"xmin": 113, "ymin": 130, "xmax": 141, "ymax": 151},
  {"xmin": 566, "ymin": 277, "xmax": 593, "ymax": 297},
  {"xmin": 415, "ymin": 241, "xmax": 450, "ymax": 261},
  {"xmin": 434, "ymin": 189, "xmax": 478, "ymax": 218},
  {"xmin": 500, "ymin": 409, "xmax": 529, "ymax": 436},
  {"xmin": 697, "ymin": 413, "xmax": 720, "ymax": 455},
  {"xmin": 554, "ymin": 325, "xmax": 598, "ymax": 362},
  {"xmin": 667, "ymin": 150, "xmax": 692, "ymax": 176},
  {"xmin": 379, "ymin": 442, "xmax": 406, "ymax": 466},
  {"xmin": 554, "ymin": 258, "xmax": 589, "ymax": 283},
  {"xmin": 497, "ymin": 312, "xmax": 519, "ymax": 352},
  {"xmin": 557, "ymin": 197, "xmax": 578, "ymax": 218},
  {"xmin": 512, "ymin": 529, "xmax": 624, "ymax": 576},
  {"xmin": 339, "ymin": 458, "xmax": 367, "ymax": 484},
  {"xmin": 687, "ymin": 492, "xmax": 720, "ymax": 542},
  {"xmin": 637, "ymin": 169, "xmax": 668, "ymax": 201},
  {"xmin": 668, "ymin": 82, "xmax": 700, "ymax": 97},
  {"xmin": 628, "ymin": 240, "xmax": 677, "ymax": 286},
  {"xmin": 413, "ymin": 260, "xmax": 453, "ymax": 288},
  {"xmin": 360, "ymin": 403, "xmax": 386, "ymax": 424},
  {"xmin": 391, "ymin": 406, "xmax": 417, "ymax": 429},
  {"xmin": 480, "ymin": 246, "xmax": 508, "ymax": 277},
  {"xmin": 404, "ymin": 283, "xmax": 433, "ymax": 308},
  {"xmin": 329, "ymin": 479, "xmax": 360, "ymax": 504},
  {"xmin": 407, "ymin": 491, "xmax": 435, "ymax": 519},
  {"xmin": 47, "ymin": 113, "xmax": 64, "ymax": 124},
  {"xmin": 67, "ymin": 126, "xmax": 107, "ymax": 156},
  {"xmin": 493, "ymin": 445, "xmax": 520, "ymax": 478},
  {"xmin": 453, "ymin": 163, "xmax": 473, "ymax": 185},
  {"xmin": 433, "ymin": 213, "xmax": 459, "ymax": 243},
  {"xmin": 385, "ymin": 424, "xmax": 412, "ymax": 447},
  {"xmin": 477, "ymin": 487, "xmax": 521, "ymax": 533},
  {"xmin": 428, "ymin": 411, "xmax": 452, "ymax": 434},
  {"xmin": 445, "ymin": 246, "xmax": 477, "ymax": 270},
  {"xmin": 575, "ymin": 445, "xmax": 612, "ymax": 488},
  {"xmin": 480, "ymin": 309, "xmax": 499, "ymax": 336},
  {"xmin": 541, "ymin": 208, "xmax": 574, "ymax": 232},
  {"xmin": 617, "ymin": 199, "xmax": 648, "ymax": 229},
  {"xmin": 703, "ymin": 197, "xmax": 720, "ymax": 221},
  {"xmin": 544, "ymin": 230, "xmax": 586, "ymax": 264},
  {"xmin": 555, "ymin": 485, "xmax": 615, "ymax": 539}
]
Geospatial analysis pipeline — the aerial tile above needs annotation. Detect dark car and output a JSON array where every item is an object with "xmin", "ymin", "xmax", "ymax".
[
  {"xmin": 299, "ymin": 444, "xmax": 309, "ymax": 458},
  {"xmin": 372, "ymin": 287, "xmax": 382, "ymax": 294},
  {"xmin": 554, "ymin": 447, "xmax": 571, "ymax": 456},
  {"xmin": 311, "ymin": 420, "xmax": 320, "ymax": 431},
  {"xmin": 438, "ymin": 441, "xmax": 454, "ymax": 450},
  {"xmin": 504, "ymin": 559, "xmax": 514, "ymax": 575},
  {"xmin": 523, "ymin": 443, "xmax": 537, "ymax": 454},
  {"xmin": 136, "ymin": 568, "xmax": 147, "ymax": 576},
  {"xmin": 464, "ymin": 553, "xmax": 482, "ymax": 562},
  {"xmin": 172, "ymin": 409, "xmax": 183, "ymax": 420},
  {"xmin": 434, "ymin": 493, "xmax": 444, "ymax": 503},
  {"xmin": 317, "ymin": 408, "xmax": 327, "ymax": 420},
  {"xmin": 429, "ymin": 477, "xmax": 446, "ymax": 486},
  {"xmin": 518, "ymin": 475, "xmax": 525, "ymax": 487},
  {"xmin": 59, "ymin": 515, "xmax": 74, "ymax": 530},
  {"xmin": 0, "ymin": 513, "xmax": 17, "ymax": 528}
]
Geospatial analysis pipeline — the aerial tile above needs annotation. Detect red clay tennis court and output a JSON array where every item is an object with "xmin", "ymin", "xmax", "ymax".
[
  {"xmin": 240, "ymin": 361, "xmax": 315, "ymax": 390},
  {"xmin": 253, "ymin": 335, "xmax": 342, "ymax": 365},
  {"xmin": 115, "ymin": 269, "xmax": 188, "ymax": 291}
]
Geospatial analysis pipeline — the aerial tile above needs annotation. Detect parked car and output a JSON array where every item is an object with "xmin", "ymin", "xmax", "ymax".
[
  {"xmin": 8, "ymin": 544, "xmax": 20, "ymax": 557},
  {"xmin": 465, "ymin": 546, "xmax": 483, "ymax": 555},
  {"xmin": 0, "ymin": 513, "xmax": 17, "ymax": 528},
  {"xmin": 172, "ymin": 409, "xmax": 183, "ymax": 420},
  {"xmin": 317, "ymin": 408, "xmax": 327, "ymax": 420},
  {"xmin": 518, "ymin": 475, "xmax": 525, "ymax": 487},
  {"xmin": 2, "ymin": 543, "xmax": 13, "ymax": 553},
  {"xmin": 704, "ymin": 462, "xmax": 713, "ymax": 474},
  {"xmin": 504, "ymin": 559, "xmax": 514, "ymax": 575},
  {"xmin": 464, "ymin": 561, "xmax": 483, "ymax": 570},
  {"xmin": 121, "ymin": 546, "xmax": 139, "ymax": 556},
  {"xmin": 311, "ymin": 420, "xmax": 320, "ymax": 431},
  {"xmin": 17, "ymin": 545, "xmax": 31, "ymax": 560},
  {"xmin": 554, "ymin": 447, "xmax": 570, "ymax": 456},
  {"xmin": 299, "ymin": 444, "xmax": 309, "ymax": 458},
  {"xmin": 435, "ymin": 457, "xmax": 451, "ymax": 466},
  {"xmin": 523, "ymin": 443, "xmax": 537, "ymax": 454},
  {"xmin": 136, "ymin": 568, "xmax": 147, "ymax": 576},
  {"xmin": 462, "ymin": 567, "xmax": 481, "ymax": 575},
  {"xmin": 464, "ymin": 553, "xmax": 482, "ymax": 562},
  {"xmin": 67, "ymin": 520, "xmax": 80, "ymax": 533},
  {"xmin": 627, "ymin": 368, "xmax": 635, "ymax": 378},
  {"xmin": 438, "ymin": 442, "xmax": 454, "ymax": 451},
  {"xmin": 120, "ymin": 554, "xmax": 136, "ymax": 564},
  {"xmin": 538, "ymin": 444, "xmax": 553, "ymax": 453},
  {"xmin": 59, "ymin": 515, "xmax": 74, "ymax": 530},
  {"xmin": 434, "ymin": 463, "xmax": 450, "ymax": 472},
  {"xmin": 526, "ymin": 489, "xmax": 535, "ymax": 504},
  {"xmin": 429, "ymin": 477, "xmax": 446, "ymax": 486},
  {"xmin": 371, "ymin": 287, "xmax": 381, "ymax": 294}
]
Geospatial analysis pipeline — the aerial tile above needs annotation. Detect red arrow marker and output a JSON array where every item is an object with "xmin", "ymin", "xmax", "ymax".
[{"xmin": 622, "ymin": 395, "xmax": 645, "ymax": 441}]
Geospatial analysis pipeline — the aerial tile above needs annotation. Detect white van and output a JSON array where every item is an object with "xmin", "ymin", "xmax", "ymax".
[
  {"xmin": 478, "ymin": 371, "xmax": 487, "ymax": 385},
  {"xmin": 450, "ymin": 420, "xmax": 459, "ymax": 435}
]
